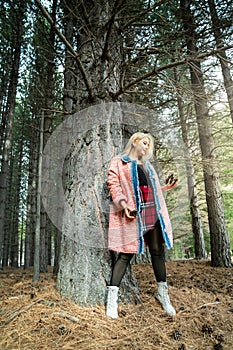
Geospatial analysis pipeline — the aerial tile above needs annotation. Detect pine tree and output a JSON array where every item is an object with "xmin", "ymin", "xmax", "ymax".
[{"xmin": 180, "ymin": 0, "xmax": 231, "ymax": 267}]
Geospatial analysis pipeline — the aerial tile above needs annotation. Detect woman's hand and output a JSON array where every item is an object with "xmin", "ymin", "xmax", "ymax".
[
  {"xmin": 162, "ymin": 174, "xmax": 178, "ymax": 191},
  {"xmin": 124, "ymin": 208, "xmax": 137, "ymax": 219},
  {"xmin": 120, "ymin": 200, "xmax": 137, "ymax": 219}
]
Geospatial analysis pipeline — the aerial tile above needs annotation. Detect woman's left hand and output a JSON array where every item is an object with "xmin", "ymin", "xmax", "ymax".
[{"xmin": 162, "ymin": 174, "xmax": 178, "ymax": 191}]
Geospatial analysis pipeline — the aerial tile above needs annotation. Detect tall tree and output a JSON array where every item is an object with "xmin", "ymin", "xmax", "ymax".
[
  {"xmin": 180, "ymin": 0, "xmax": 231, "ymax": 267},
  {"xmin": 0, "ymin": 0, "xmax": 11, "ymax": 151},
  {"xmin": 57, "ymin": 0, "xmax": 139, "ymax": 304},
  {"xmin": 24, "ymin": 121, "xmax": 38, "ymax": 268},
  {"xmin": 174, "ymin": 67, "xmax": 206, "ymax": 259},
  {"xmin": 33, "ymin": 112, "xmax": 44, "ymax": 282},
  {"xmin": 9, "ymin": 113, "xmax": 25, "ymax": 267},
  {"xmin": 0, "ymin": 0, "xmax": 27, "ymax": 268},
  {"xmin": 39, "ymin": 0, "xmax": 58, "ymax": 273}
]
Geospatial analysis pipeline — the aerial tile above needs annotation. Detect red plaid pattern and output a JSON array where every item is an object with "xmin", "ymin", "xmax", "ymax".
[{"xmin": 139, "ymin": 185, "xmax": 158, "ymax": 234}]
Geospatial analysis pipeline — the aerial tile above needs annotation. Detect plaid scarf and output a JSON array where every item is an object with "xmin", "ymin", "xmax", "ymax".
[{"xmin": 139, "ymin": 185, "xmax": 158, "ymax": 234}]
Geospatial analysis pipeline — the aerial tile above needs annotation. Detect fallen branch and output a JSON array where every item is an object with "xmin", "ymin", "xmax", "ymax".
[
  {"xmin": 179, "ymin": 301, "xmax": 221, "ymax": 317},
  {"xmin": 4, "ymin": 298, "xmax": 47, "ymax": 325},
  {"xmin": 195, "ymin": 301, "xmax": 221, "ymax": 310},
  {"xmin": 52, "ymin": 311, "xmax": 80, "ymax": 323}
]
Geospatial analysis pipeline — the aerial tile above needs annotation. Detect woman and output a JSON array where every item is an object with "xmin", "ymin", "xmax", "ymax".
[{"xmin": 106, "ymin": 132, "xmax": 178, "ymax": 319}]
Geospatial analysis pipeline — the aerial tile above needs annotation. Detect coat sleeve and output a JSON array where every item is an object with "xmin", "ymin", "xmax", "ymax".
[{"xmin": 107, "ymin": 157, "xmax": 128, "ymax": 209}]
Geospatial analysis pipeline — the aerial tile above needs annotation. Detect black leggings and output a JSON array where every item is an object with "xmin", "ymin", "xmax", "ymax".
[{"xmin": 110, "ymin": 222, "xmax": 166, "ymax": 286}]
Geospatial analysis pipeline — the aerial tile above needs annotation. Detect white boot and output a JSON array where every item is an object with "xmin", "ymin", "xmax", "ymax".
[
  {"xmin": 106, "ymin": 286, "xmax": 119, "ymax": 319},
  {"xmin": 156, "ymin": 282, "xmax": 176, "ymax": 316}
]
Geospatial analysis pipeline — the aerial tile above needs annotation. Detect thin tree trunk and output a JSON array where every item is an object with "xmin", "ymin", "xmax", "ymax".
[
  {"xmin": 0, "ymin": 71, "xmax": 10, "ymax": 151},
  {"xmin": 180, "ymin": 0, "xmax": 231, "ymax": 267},
  {"xmin": 24, "ymin": 128, "xmax": 38, "ymax": 268},
  {"xmin": 173, "ymin": 66, "xmax": 206, "ymax": 259},
  {"xmin": 39, "ymin": 0, "xmax": 57, "ymax": 272},
  {"xmin": 2, "ymin": 151, "xmax": 14, "ymax": 267},
  {"xmin": 208, "ymin": 0, "xmax": 233, "ymax": 123},
  {"xmin": 61, "ymin": 2, "xmax": 77, "ymax": 114},
  {"xmin": 39, "ymin": 210, "xmax": 48, "ymax": 272},
  {"xmin": 53, "ymin": 226, "xmax": 61, "ymax": 275},
  {"xmin": 33, "ymin": 112, "xmax": 44, "ymax": 282},
  {"xmin": 20, "ymin": 216, "xmax": 24, "ymax": 266},
  {"xmin": 0, "ymin": 1, "xmax": 25, "ymax": 268},
  {"xmin": 47, "ymin": 222, "xmax": 52, "ymax": 265},
  {"xmin": 177, "ymin": 93, "xmax": 206, "ymax": 259},
  {"xmin": 10, "ymin": 126, "xmax": 24, "ymax": 267}
]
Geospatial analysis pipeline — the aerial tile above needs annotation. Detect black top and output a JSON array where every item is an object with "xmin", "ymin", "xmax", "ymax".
[{"xmin": 137, "ymin": 164, "xmax": 149, "ymax": 186}]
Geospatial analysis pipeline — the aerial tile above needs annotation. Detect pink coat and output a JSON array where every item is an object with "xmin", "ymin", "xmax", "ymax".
[{"xmin": 107, "ymin": 155, "xmax": 173, "ymax": 254}]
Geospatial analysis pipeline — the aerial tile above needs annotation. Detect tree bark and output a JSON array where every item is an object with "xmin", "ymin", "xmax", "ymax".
[
  {"xmin": 56, "ymin": 104, "xmax": 147, "ymax": 305},
  {"xmin": 180, "ymin": 0, "xmax": 231, "ymax": 267}
]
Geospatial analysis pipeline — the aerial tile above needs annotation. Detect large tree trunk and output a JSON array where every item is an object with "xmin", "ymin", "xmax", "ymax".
[
  {"xmin": 54, "ymin": 0, "xmax": 142, "ymax": 305},
  {"xmin": 208, "ymin": 0, "xmax": 233, "ymax": 123},
  {"xmin": 180, "ymin": 0, "xmax": 231, "ymax": 267},
  {"xmin": 45, "ymin": 104, "xmax": 140, "ymax": 304},
  {"xmin": 43, "ymin": 95, "xmax": 167, "ymax": 305}
]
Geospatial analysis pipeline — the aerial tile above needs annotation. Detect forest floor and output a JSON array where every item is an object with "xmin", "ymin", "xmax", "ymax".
[{"xmin": 0, "ymin": 260, "xmax": 232, "ymax": 350}]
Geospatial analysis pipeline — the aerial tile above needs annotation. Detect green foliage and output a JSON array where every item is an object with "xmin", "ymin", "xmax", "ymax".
[
  {"xmin": 210, "ymin": 109, "xmax": 233, "ymax": 252},
  {"xmin": 222, "ymin": 190, "xmax": 233, "ymax": 250}
]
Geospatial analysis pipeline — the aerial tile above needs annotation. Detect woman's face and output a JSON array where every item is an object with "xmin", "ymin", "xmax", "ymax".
[{"xmin": 133, "ymin": 137, "xmax": 150, "ymax": 158}]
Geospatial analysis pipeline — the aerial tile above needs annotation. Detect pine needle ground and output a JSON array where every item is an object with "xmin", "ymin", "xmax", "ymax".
[{"xmin": 0, "ymin": 260, "xmax": 232, "ymax": 350}]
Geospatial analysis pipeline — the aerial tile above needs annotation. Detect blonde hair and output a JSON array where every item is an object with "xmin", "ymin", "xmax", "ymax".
[{"xmin": 123, "ymin": 132, "xmax": 154, "ymax": 160}]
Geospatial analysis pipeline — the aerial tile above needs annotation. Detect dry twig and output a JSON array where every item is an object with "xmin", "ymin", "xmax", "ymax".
[
  {"xmin": 52, "ymin": 311, "xmax": 80, "ymax": 323},
  {"xmin": 3, "ymin": 298, "xmax": 47, "ymax": 325},
  {"xmin": 195, "ymin": 301, "xmax": 221, "ymax": 310}
]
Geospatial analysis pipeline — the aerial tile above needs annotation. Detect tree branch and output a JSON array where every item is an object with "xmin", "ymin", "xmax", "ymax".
[
  {"xmin": 121, "ymin": 0, "xmax": 170, "ymax": 29},
  {"xmin": 112, "ymin": 44, "xmax": 233, "ymax": 99},
  {"xmin": 35, "ymin": 0, "xmax": 94, "ymax": 101},
  {"xmin": 101, "ymin": 0, "xmax": 125, "ymax": 61},
  {"xmin": 35, "ymin": 0, "xmax": 233, "ymax": 102},
  {"xmin": 4, "ymin": 298, "xmax": 47, "ymax": 325}
]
